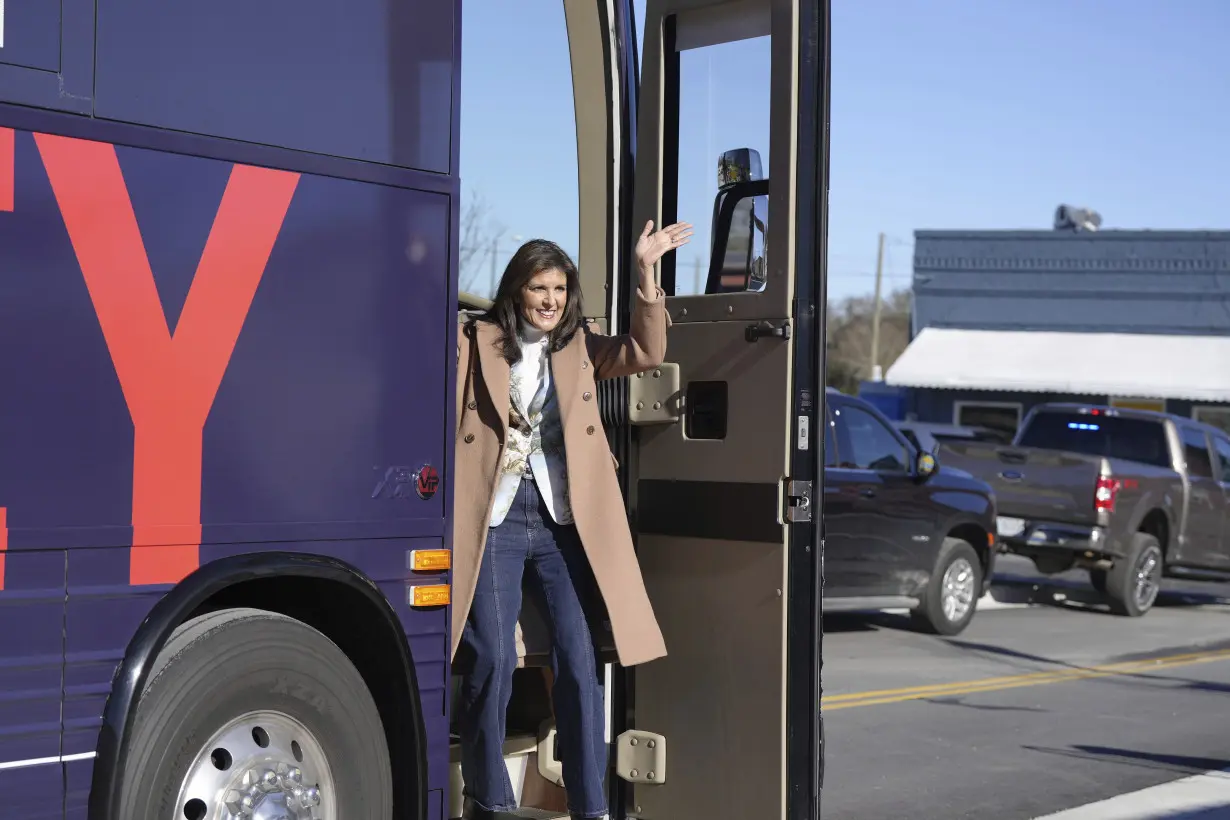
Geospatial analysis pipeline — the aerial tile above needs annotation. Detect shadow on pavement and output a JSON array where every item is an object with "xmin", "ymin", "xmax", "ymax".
[
  {"xmin": 821, "ymin": 612, "xmax": 905, "ymax": 633},
  {"xmin": 945, "ymin": 637, "xmax": 1081, "ymax": 668},
  {"xmin": 1022, "ymin": 744, "xmax": 1230, "ymax": 776},
  {"xmin": 990, "ymin": 571, "xmax": 1230, "ymax": 611},
  {"xmin": 942, "ymin": 637, "xmax": 1230, "ymax": 697},
  {"xmin": 921, "ymin": 697, "xmax": 1047, "ymax": 713}
]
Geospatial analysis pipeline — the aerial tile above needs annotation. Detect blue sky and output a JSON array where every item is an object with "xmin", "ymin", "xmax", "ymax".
[{"xmin": 460, "ymin": 0, "xmax": 1230, "ymax": 301}]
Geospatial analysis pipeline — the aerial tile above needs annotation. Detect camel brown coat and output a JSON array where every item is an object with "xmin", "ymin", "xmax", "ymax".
[{"xmin": 450, "ymin": 287, "xmax": 669, "ymax": 667}]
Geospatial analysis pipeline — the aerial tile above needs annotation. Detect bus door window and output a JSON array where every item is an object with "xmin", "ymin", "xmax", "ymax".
[{"xmin": 666, "ymin": 32, "xmax": 771, "ymax": 297}]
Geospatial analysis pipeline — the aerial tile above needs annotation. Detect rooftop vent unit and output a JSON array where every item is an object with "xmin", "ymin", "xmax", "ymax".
[{"xmin": 1054, "ymin": 204, "xmax": 1103, "ymax": 232}]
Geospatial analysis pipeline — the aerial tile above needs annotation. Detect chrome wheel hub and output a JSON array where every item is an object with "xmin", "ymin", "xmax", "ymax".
[
  {"xmin": 1134, "ymin": 546, "xmax": 1162, "ymax": 611},
  {"xmin": 941, "ymin": 557, "xmax": 976, "ymax": 623},
  {"xmin": 174, "ymin": 710, "xmax": 335, "ymax": 820}
]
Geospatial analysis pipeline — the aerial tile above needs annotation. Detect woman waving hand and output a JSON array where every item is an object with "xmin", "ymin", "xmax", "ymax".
[{"xmin": 452, "ymin": 219, "xmax": 692, "ymax": 820}]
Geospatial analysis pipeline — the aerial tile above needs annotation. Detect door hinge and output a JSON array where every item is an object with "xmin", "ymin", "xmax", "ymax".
[
  {"xmin": 615, "ymin": 729, "xmax": 667, "ymax": 785},
  {"xmin": 628, "ymin": 363, "xmax": 682, "ymax": 426},
  {"xmin": 784, "ymin": 479, "xmax": 812, "ymax": 523}
]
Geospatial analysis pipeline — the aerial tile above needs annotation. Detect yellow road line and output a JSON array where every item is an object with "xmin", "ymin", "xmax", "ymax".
[
  {"xmin": 823, "ymin": 647, "xmax": 1230, "ymax": 711},
  {"xmin": 823, "ymin": 646, "xmax": 1230, "ymax": 703}
]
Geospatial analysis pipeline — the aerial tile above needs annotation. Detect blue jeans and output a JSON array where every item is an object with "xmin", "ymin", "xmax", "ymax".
[{"xmin": 458, "ymin": 477, "xmax": 608, "ymax": 818}]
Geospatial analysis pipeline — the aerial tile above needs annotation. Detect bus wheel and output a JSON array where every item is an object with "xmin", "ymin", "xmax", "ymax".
[
  {"xmin": 911, "ymin": 538, "xmax": 982, "ymax": 636},
  {"xmin": 117, "ymin": 607, "xmax": 392, "ymax": 820}
]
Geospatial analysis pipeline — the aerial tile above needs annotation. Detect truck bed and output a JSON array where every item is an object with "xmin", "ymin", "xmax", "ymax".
[{"xmin": 940, "ymin": 441, "xmax": 1104, "ymax": 527}]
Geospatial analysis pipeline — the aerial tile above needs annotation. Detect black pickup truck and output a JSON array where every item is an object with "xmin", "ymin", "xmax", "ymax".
[
  {"xmin": 940, "ymin": 403, "xmax": 1230, "ymax": 617},
  {"xmin": 824, "ymin": 390, "xmax": 998, "ymax": 635}
]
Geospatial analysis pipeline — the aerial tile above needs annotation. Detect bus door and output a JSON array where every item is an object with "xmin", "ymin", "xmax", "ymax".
[{"xmin": 614, "ymin": 1, "xmax": 828, "ymax": 819}]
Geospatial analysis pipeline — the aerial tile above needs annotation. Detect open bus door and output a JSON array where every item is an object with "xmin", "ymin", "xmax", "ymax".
[
  {"xmin": 611, "ymin": 1, "xmax": 829, "ymax": 818},
  {"xmin": 450, "ymin": 1, "xmax": 826, "ymax": 816}
]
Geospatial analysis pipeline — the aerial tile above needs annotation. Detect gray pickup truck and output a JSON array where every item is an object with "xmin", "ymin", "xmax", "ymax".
[{"xmin": 939, "ymin": 403, "xmax": 1230, "ymax": 617}]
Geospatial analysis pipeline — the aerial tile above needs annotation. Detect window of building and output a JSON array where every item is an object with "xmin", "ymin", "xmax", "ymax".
[
  {"xmin": 953, "ymin": 402, "xmax": 1022, "ymax": 439},
  {"xmin": 1181, "ymin": 426, "xmax": 1214, "ymax": 479},
  {"xmin": 459, "ymin": 2, "xmax": 579, "ymax": 302},
  {"xmin": 838, "ymin": 405, "xmax": 909, "ymax": 473},
  {"xmin": 1193, "ymin": 406, "xmax": 1230, "ymax": 436}
]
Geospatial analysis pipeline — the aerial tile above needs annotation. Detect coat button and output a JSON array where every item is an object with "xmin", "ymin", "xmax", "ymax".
[
  {"xmin": 464, "ymin": 433, "xmax": 475, "ymax": 443},
  {"xmin": 467, "ymin": 400, "xmax": 477, "ymax": 410},
  {"xmin": 587, "ymin": 425, "xmax": 595, "ymax": 435},
  {"xmin": 583, "ymin": 391, "xmax": 592, "ymax": 401},
  {"xmin": 581, "ymin": 361, "xmax": 589, "ymax": 369}
]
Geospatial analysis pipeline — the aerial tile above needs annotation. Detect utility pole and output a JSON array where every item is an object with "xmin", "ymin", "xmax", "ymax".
[{"xmin": 869, "ymin": 232, "xmax": 886, "ymax": 381}]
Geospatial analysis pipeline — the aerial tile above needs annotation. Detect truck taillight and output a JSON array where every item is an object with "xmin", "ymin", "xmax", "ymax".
[{"xmin": 1095, "ymin": 476, "xmax": 1121, "ymax": 513}]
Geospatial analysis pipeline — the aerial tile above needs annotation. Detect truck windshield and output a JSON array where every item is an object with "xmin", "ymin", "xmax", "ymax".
[{"xmin": 1016, "ymin": 412, "xmax": 1172, "ymax": 468}]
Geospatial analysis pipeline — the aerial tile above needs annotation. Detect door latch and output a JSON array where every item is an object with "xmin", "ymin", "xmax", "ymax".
[
  {"xmin": 745, "ymin": 320, "xmax": 791, "ymax": 342},
  {"xmin": 784, "ymin": 479, "xmax": 812, "ymax": 523}
]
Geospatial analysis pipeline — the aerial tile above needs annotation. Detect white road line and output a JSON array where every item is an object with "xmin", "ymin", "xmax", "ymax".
[
  {"xmin": 1033, "ymin": 769, "xmax": 1230, "ymax": 818},
  {"xmin": 0, "ymin": 751, "xmax": 97, "ymax": 771}
]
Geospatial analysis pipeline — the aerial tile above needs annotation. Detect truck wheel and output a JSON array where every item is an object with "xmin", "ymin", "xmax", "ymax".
[
  {"xmin": 1104, "ymin": 533, "xmax": 1163, "ymax": 617},
  {"xmin": 116, "ymin": 607, "xmax": 392, "ymax": 820},
  {"xmin": 912, "ymin": 538, "xmax": 983, "ymax": 636}
]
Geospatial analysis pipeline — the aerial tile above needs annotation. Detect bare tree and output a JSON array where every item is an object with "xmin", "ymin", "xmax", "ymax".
[
  {"xmin": 459, "ymin": 189, "xmax": 506, "ymax": 296},
  {"xmin": 826, "ymin": 289, "xmax": 912, "ymax": 394}
]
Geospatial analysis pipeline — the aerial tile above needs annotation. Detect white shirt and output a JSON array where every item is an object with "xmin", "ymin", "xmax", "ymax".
[{"xmin": 487, "ymin": 324, "xmax": 573, "ymax": 527}]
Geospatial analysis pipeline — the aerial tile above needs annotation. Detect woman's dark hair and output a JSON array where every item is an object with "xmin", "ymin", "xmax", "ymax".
[{"xmin": 483, "ymin": 239, "xmax": 585, "ymax": 365}]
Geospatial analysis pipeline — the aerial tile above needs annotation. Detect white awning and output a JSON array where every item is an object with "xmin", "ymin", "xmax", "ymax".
[{"xmin": 884, "ymin": 328, "xmax": 1230, "ymax": 402}]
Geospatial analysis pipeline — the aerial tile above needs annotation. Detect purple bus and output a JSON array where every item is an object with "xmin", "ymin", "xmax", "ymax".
[{"xmin": 0, "ymin": 1, "xmax": 828, "ymax": 818}]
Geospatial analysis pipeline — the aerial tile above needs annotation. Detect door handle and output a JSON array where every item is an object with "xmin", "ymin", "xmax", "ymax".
[{"xmin": 859, "ymin": 488, "xmax": 877, "ymax": 499}]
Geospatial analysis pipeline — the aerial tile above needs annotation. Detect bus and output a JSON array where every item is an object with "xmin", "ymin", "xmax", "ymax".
[{"xmin": 0, "ymin": 1, "xmax": 828, "ymax": 818}]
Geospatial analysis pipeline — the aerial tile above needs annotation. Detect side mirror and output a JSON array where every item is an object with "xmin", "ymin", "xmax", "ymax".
[
  {"xmin": 707, "ymin": 148, "xmax": 768, "ymax": 294},
  {"xmin": 917, "ymin": 450, "xmax": 939, "ymax": 480},
  {"xmin": 718, "ymin": 148, "xmax": 764, "ymax": 185}
]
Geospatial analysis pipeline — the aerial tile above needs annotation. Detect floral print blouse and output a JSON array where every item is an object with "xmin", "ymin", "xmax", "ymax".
[{"xmin": 487, "ymin": 327, "xmax": 572, "ymax": 527}]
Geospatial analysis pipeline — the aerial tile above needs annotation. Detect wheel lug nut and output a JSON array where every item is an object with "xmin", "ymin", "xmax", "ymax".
[
  {"xmin": 224, "ymin": 789, "xmax": 255, "ymax": 817},
  {"xmin": 300, "ymin": 786, "xmax": 322, "ymax": 808},
  {"xmin": 258, "ymin": 768, "xmax": 280, "ymax": 793}
]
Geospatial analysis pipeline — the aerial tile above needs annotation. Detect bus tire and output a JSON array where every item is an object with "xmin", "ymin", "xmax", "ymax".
[
  {"xmin": 911, "ymin": 538, "xmax": 982, "ymax": 636},
  {"xmin": 1104, "ymin": 533, "xmax": 1163, "ymax": 617},
  {"xmin": 116, "ymin": 607, "xmax": 392, "ymax": 820}
]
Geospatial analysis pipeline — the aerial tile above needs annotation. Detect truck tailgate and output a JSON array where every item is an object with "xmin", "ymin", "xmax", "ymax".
[{"xmin": 942, "ymin": 442, "xmax": 1102, "ymax": 525}]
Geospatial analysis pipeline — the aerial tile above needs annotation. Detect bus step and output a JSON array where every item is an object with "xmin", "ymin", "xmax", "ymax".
[{"xmin": 452, "ymin": 809, "xmax": 569, "ymax": 820}]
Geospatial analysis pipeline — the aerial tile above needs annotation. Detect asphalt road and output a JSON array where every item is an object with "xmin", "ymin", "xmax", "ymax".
[{"xmin": 820, "ymin": 556, "xmax": 1230, "ymax": 820}]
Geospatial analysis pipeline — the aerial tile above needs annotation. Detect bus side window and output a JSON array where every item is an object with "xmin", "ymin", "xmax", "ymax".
[
  {"xmin": 93, "ymin": 0, "xmax": 453, "ymax": 172},
  {"xmin": 667, "ymin": 32, "xmax": 771, "ymax": 296}
]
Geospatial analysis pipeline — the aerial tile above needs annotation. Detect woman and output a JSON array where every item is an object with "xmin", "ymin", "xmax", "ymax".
[{"xmin": 452, "ymin": 219, "xmax": 692, "ymax": 819}]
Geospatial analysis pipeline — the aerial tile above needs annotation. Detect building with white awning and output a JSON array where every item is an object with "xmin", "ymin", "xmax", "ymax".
[{"xmin": 874, "ymin": 225, "xmax": 1230, "ymax": 437}]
